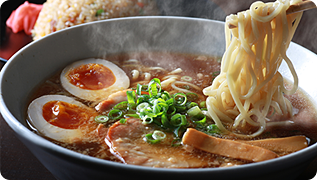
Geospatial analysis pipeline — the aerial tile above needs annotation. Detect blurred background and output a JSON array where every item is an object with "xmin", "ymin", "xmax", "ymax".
[{"xmin": 0, "ymin": 0, "xmax": 316, "ymax": 179}]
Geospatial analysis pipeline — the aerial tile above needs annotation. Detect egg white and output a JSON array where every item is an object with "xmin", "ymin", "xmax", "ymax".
[
  {"xmin": 60, "ymin": 58, "xmax": 130, "ymax": 101},
  {"xmin": 28, "ymin": 95, "xmax": 92, "ymax": 143}
]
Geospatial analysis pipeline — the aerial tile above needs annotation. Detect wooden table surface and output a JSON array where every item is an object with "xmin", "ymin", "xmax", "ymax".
[{"xmin": 0, "ymin": 0, "xmax": 316, "ymax": 179}]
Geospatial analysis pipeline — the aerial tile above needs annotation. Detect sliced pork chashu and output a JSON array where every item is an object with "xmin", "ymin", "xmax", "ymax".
[{"xmin": 105, "ymin": 118, "xmax": 220, "ymax": 168}]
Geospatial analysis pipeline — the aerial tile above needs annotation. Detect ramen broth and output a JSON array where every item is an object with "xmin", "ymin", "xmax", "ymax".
[{"xmin": 26, "ymin": 52, "xmax": 317, "ymax": 168}]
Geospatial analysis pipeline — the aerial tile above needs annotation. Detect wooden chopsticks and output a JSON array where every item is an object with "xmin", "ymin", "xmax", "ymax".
[
  {"xmin": 287, "ymin": 0, "xmax": 316, "ymax": 14},
  {"xmin": 228, "ymin": 0, "xmax": 316, "ymax": 29}
]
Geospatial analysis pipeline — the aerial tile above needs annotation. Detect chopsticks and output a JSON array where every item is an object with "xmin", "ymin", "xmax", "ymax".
[
  {"xmin": 287, "ymin": 0, "xmax": 316, "ymax": 14},
  {"xmin": 228, "ymin": 0, "xmax": 317, "ymax": 29}
]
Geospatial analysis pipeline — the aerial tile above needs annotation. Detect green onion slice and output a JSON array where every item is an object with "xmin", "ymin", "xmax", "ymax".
[
  {"xmin": 171, "ymin": 138, "xmax": 182, "ymax": 147},
  {"xmin": 192, "ymin": 114, "xmax": 207, "ymax": 125},
  {"xmin": 212, "ymin": 71, "xmax": 220, "ymax": 77},
  {"xmin": 96, "ymin": 9, "xmax": 104, "ymax": 16},
  {"xmin": 207, "ymin": 124, "xmax": 221, "ymax": 134},
  {"xmin": 186, "ymin": 92, "xmax": 198, "ymax": 101},
  {"xmin": 137, "ymin": 102, "xmax": 150, "ymax": 112},
  {"xmin": 199, "ymin": 101, "xmax": 206, "ymax": 108},
  {"xmin": 113, "ymin": 101, "xmax": 128, "ymax": 110},
  {"xmin": 181, "ymin": 76, "xmax": 193, "ymax": 82},
  {"xmin": 148, "ymin": 78, "xmax": 161, "ymax": 97},
  {"xmin": 173, "ymin": 93, "xmax": 187, "ymax": 106},
  {"xmin": 126, "ymin": 90, "xmax": 136, "ymax": 105},
  {"xmin": 166, "ymin": 106, "xmax": 176, "ymax": 116},
  {"xmin": 94, "ymin": 115, "xmax": 109, "ymax": 123},
  {"xmin": 124, "ymin": 114, "xmax": 140, "ymax": 118},
  {"xmin": 187, "ymin": 106, "xmax": 202, "ymax": 117},
  {"xmin": 152, "ymin": 130, "xmax": 166, "ymax": 140},
  {"xmin": 136, "ymin": 94, "xmax": 150, "ymax": 104},
  {"xmin": 161, "ymin": 91, "xmax": 171, "ymax": 101},
  {"xmin": 170, "ymin": 114, "xmax": 187, "ymax": 127},
  {"xmin": 108, "ymin": 109, "xmax": 123, "ymax": 120},
  {"xmin": 119, "ymin": 118, "xmax": 127, "ymax": 124},
  {"xmin": 144, "ymin": 133, "xmax": 161, "ymax": 144},
  {"xmin": 136, "ymin": 84, "xmax": 148, "ymax": 95},
  {"xmin": 142, "ymin": 115, "xmax": 154, "ymax": 124},
  {"xmin": 105, "ymin": 78, "xmax": 206, "ymax": 139},
  {"xmin": 186, "ymin": 102, "xmax": 198, "ymax": 109}
]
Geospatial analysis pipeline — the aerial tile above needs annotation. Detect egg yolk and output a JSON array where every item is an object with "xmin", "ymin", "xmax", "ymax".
[
  {"xmin": 42, "ymin": 101, "xmax": 97, "ymax": 129},
  {"xmin": 67, "ymin": 63, "xmax": 116, "ymax": 90}
]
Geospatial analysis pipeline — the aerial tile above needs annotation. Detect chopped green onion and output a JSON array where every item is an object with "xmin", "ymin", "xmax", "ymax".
[
  {"xmin": 137, "ymin": 102, "xmax": 150, "ymax": 112},
  {"xmin": 186, "ymin": 92, "xmax": 198, "ymax": 101},
  {"xmin": 192, "ymin": 114, "xmax": 206, "ymax": 125},
  {"xmin": 95, "ymin": 9, "xmax": 104, "ymax": 16},
  {"xmin": 144, "ymin": 133, "xmax": 161, "ymax": 144},
  {"xmin": 187, "ymin": 106, "xmax": 202, "ymax": 117},
  {"xmin": 106, "ymin": 78, "xmax": 208, "ymax": 139},
  {"xmin": 139, "ymin": 107, "xmax": 156, "ymax": 119},
  {"xmin": 181, "ymin": 76, "xmax": 193, "ymax": 82},
  {"xmin": 136, "ymin": 94, "xmax": 150, "ymax": 104},
  {"xmin": 186, "ymin": 102, "xmax": 198, "ymax": 109},
  {"xmin": 136, "ymin": 84, "xmax": 148, "ymax": 95},
  {"xmin": 94, "ymin": 115, "xmax": 109, "ymax": 123},
  {"xmin": 171, "ymin": 138, "xmax": 182, "ymax": 147},
  {"xmin": 173, "ymin": 126, "xmax": 182, "ymax": 138},
  {"xmin": 212, "ymin": 71, "xmax": 220, "ymax": 77},
  {"xmin": 199, "ymin": 101, "xmax": 206, "ymax": 108},
  {"xmin": 142, "ymin": 115, "xmax": 154, "ymax": 124},
  {"xmin": 113, "ymin": 101, "xmax": 128, "ymax": 110},
  {"xmin": 173, "ymin": 93, "xmax": 187, "ymax": 106},
  {"xmin": 108, "ymin": 109, "xmax": 123, "ymax": 120},
  {"xmin": 170, "ymin": 114, "xmax": 187, "ymax": 127},
  {"xmin": 152, "ymin": 130, "xmax": 166, "ymax": 140},
  {"xmin": 161, "ymin": 114, "xmax": 172, "ymax": 128},
  {"xmin": 161, "ymin": 91, "xmax": 171, "ymax": 101},
  {"xmin": 148, "ymin": 78, "xmax": 161, "ymax": 97},
  {"xmin": 144, "ymin": 130, "xmax": 166, "ymax": 144},
  {"xmin": 151, "ymin": 98, "xmax": 166, "ymax": 105},
  {"xmin": 153, "ymin": 102, "xmax": 168, "ymax": 116},
  {"xmin": 119, "ymin": 118, "xmax": 127, "ymax": 124},
  {"xmin": 175, "ymin": 105, "xmax": 187, "ymax": 112},
  {"xmin": 206, "ymin": 124, "xmax": 221, "ymax": 134},
  {"xmin": 182, "ymin": 85, "xmax": 190, "ymax": 90},
  {"xmin": 124, "ymin": 114, "xmax": 140, "ymax": 118},
  {"xmin": 166, "ymin": 106, "xmax": 176, "ymax": 116},
  {"xmin": 126, "ymin": 90, "xmax": 136, "ymax": 105},
  {"xmin": 165, "ymin": 97, "xmax": 174, "ymax": 106},
  {"xmin": 136, "ymin": 84, "xmax": 142, "ymax": 95}
]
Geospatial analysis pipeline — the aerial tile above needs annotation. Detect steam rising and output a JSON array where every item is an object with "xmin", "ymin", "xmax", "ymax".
[
  {"xmin": 84, "ymin": 1, "xmax": 227, "ymax": 59},
  {"xmin": 157, "ymin": 0, "xmax": 226, "ymax": 20}
]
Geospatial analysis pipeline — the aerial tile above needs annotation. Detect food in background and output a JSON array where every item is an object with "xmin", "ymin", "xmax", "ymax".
[{"xmin": 32, "ymin": 0, "xmax": 158, "ymax": 40}]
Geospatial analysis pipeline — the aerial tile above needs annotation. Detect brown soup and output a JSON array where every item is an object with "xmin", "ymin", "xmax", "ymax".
[{"xmin": 26, "ymin": 52, "xmax": 317, "ymax": 168}]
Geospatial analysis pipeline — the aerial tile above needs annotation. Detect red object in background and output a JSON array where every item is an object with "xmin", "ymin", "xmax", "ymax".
[
  {"xmin": 0, "ymin": 26, "xmax": 32, "ymax": 60},
  {"xmin": 6, "ymin": 1, "xmax": 43, "ymax": 35}
]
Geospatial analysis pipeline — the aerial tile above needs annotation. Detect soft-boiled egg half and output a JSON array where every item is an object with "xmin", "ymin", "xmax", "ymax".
[
  {"xmin": 60, "ymin": 58, "xmax": 130, "ymax": 101},
  {"xmin": 28, "ymin": 95, "xmax": 98, "ymax": 143}
]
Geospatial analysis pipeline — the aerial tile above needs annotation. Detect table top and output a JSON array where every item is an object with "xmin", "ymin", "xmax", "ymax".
[{"xmin": 1, "ymin": 0, "xmax": 316, "ymax": 179}]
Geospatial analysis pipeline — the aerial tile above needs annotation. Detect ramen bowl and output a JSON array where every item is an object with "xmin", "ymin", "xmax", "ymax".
[{"xmin": 1, "ymin": 17, "xmax": 317, "ymax": 180}]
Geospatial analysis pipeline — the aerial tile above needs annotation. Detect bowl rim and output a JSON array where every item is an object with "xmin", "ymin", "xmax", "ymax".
[{"xmin": 1, "ymin": 16, "xmax": 317, "ymax": 174}]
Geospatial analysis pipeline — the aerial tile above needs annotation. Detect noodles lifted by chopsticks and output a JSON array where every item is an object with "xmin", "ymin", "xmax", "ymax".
[{"xmin": 203, "ymin": 0, "xmax": 303, "ymax": 138}]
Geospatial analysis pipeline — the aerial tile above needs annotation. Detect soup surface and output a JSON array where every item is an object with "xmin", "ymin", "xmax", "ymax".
[{"xmin": 26, "ymin": 52, "xmax": 317, "ymax": 168}]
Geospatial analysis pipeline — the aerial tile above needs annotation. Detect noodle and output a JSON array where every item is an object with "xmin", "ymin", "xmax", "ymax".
[{"xmin": 203, "ymin": 0, "xmax": 303, "ymax": 138}]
